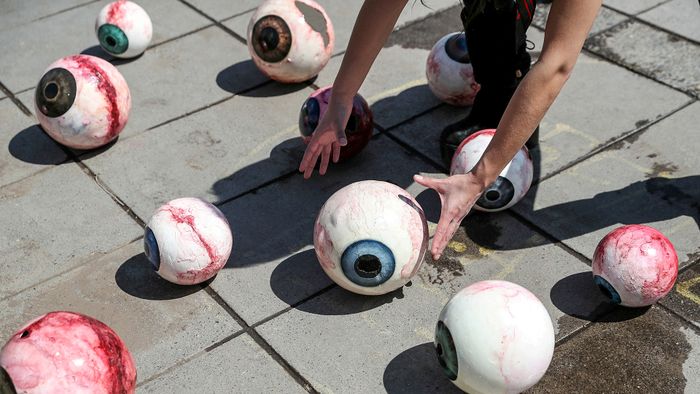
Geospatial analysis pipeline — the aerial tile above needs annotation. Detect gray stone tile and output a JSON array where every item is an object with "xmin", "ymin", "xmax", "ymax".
[
  {"xmin": 533, "ymin": 3, "xmax": 628, "ymax": 35},
  {"xmin": 0, "ymin": 0, "xmax": 96, "ymax": 32},
  {"xmin": 112, "ymin": 25, "xmax": 267, "ymax": 138},
  {"xmin": 527, "ymin": 306, "xmax": 700, "ymax": 393},
  {"xmin": 515, "ymin": 102, "xmax": 700, "ymax": 269},
  {"xmin": 0, "ymin": 93, "xmax": 68, "ymax": 188},
  {"xmin": 139, "ymin": 333, "xmax": 305, "ymax": 393},
  {"xmin": 82, "ymin": 82, "xmax": 313, "ymax": 221},
  {"xmin": 0, "ymin": 0, "xmax": 210, "ymax": 93},
  {"xmin": 638, "ymin": 0, "xmax": 700, "ymax": 43},
  {"xmin": 186, "ymin": 0, "xmax": 258, "ymax": 21},
  {"xmin": 586, "ymin": 20, "xmax": 700, "ymax": 97},
  {"xmin": 211, "ymin": 134, "xmax": 442, "ymax": 325},
  {"xmin": 660, "ymin": 263, "xmax": 700, "ymax": 330},
  {"xmin": 0, "ymin": 163, "xmax": 142, "ymax": 300},
  {"xmin": 0, "ymin": 241, "xmax": 241, "ymax": 384},
  {"xmin": 604, "ymin": 0, "xmax": 670, "ymax": 15}
]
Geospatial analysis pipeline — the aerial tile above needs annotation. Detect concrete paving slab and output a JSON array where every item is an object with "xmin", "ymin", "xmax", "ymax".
[
  {"xmin": 112, "ymin": 25, "xmax": 267, "ymax": 138},
  {"xmin": 82, "ymin": 82, "xmax": 312, "ymax": 221},
  {"xmin": 0, "ymin": 0, "xmax": 96, "ymax": 32},
  {"xmin": 0, "ymin": 163, "xmax": 142, "ymax": 300},
  {"xmin": 515, "ymin": 102, "xmax": 700, "ymax": 269},
  {"xmin": 533, "ymin": 3, "xmax": 628, "ymax": 36},
  {"xmin": 638, "ymin": 0, "xmax": 700, "ymax": 43},
  {"xmin": 185, "ymin": 0, "xmax": 258, "ymax": 21},
  {"xmin": 210, "ymin": 134, "xmax": 443, "ymax": 325},
  {"xmin": 0, "ymin": 241, "xmax": 241, "ymax": 384},
  {"xmin": 603, "ymin": 0, "xmax": 670, "ymax": 15},
  {"xmin": 139, "ymin": 333, "xmax": 305, "ymax": 393},
  {"xmin": 586, "ymin": 20, "xmax": 700, "ymax": 98},
  {"xmin": 0, "ymin": 93, "xmax": 68, "ymax": 188},
  {"xmin": 527, "ymin": 306, "xmax": 700, "ymax": 393},
  {"xmin": 661, "ymin": 263, "xmax": 700, "ymax": 330},
  {"xmin": 0, "ymin": 0, "xmax": 210, "ymax": 93}
]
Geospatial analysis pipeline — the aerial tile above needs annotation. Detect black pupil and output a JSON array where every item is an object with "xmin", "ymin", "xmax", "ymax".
[
  {"xmin": 259, "ymin": 27, "xmax": 279, "ymax": 51},
  {"xmin": 20, "ymin": 330, "xmax": 29, "ymax": 338},
  {"xmin": 106, "ymin": 36, "xmax": 116, "ymax": 47},
  {"xmin": 44, "ymin": 82, "xmax": 59, "ymax": 99},
  {"xmin": 356, "ymin": 255, "xmax": 381, "ymax": 277},
  {"xmin": 485, "ymin": 190, "xmax": 500, "ymax": 201}
]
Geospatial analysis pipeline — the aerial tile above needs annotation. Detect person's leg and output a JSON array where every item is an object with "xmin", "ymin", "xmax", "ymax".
[{"xmin": 440, "ymin": 0, "xmax": 537, "ymax": 167}]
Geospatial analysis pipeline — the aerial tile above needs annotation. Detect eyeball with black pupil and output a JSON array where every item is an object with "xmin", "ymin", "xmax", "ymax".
[
  {"xmin": 96, "ymin": 0, "xmax": 152, "ymax": 59},
  {"xmin": 450, "ymin": 129, "xmax": 533, "ymax": 212},
  {"xmin": 298, "ymin": 85, "xmax": 373, "ymax": 162},
  {"xmin": 426, "ymin": 32, "xmax": 480, "ymax": 106},
  {"xmin": 34, "ymin": 55, "xmax": 131, "ymax": 150},
  {"xmin": 248, "ymin": 0, "xmax": 335, "ymax": 83},
  {"xmin": 314, "ymin": 181, "xmax": 429, "ymax": 296}
]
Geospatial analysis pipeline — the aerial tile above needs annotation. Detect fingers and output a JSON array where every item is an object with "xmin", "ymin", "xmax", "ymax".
[
  {"xmin": 413, "ymin": 174, "xmax": 443, "ymax": 191},
  {"xmin": 431, "ymin": 211, "xmax": 464, "ymax": 260},
  {"xmin": 336, "ymin": 130, "xmax": 347, "ymax": 146},
  {"xmin": 301, "ymin": 142, "xmax": 322, "ymax": 179},
  {"xmin": 319, "ymin": 145, "xmax": 332, "ymax": 175},
  {"xmin": 332, "ymin": 142, "xmax": 341, "ymax": 163}
]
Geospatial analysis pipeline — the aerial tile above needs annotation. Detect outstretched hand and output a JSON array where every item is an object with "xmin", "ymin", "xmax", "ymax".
[
  {"xmin": 413, "ymin": 173, "xmax": 486, "ymax": 260},
  {"xmin": 298, "ymin": 103, "xmax": 351, "ymax": 179}
]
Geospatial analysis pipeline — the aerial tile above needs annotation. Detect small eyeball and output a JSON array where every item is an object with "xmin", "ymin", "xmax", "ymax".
[
  {"xmin": 426, "ymin": 32, "xmax": 480, "ymax": 106},
  {"xmin": 95, "ymin": 1, "xmax": 153, "ymax": 58},
  {"xmin": 35, "ymin": 67, "xmax": 76, "ymax": 118}
]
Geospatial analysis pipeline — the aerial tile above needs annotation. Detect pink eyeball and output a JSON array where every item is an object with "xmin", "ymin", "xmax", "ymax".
[
  {"xmin": 96, "ymin": 0, "xmax": 153, "ymax": 59},
  {"xmin": 426, "ymin": 32, "xmax": 480, "ymax": 106}
]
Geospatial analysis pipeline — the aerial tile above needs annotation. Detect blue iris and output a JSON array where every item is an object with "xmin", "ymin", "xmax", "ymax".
[
  {"xmin": 341, "ymin": 240, "xmax": 396, "ymax": 287},
  {"xmin": 594, "ymin": 275, "xmax": 621, "ymax": 304},
  {"xmin": 143, "ymin": 227, "xmax": 161, "ymax": 271},
  {"xmin": 445, "ymin": 33, "xmax": 471, "ymax": 63},
  {"xmin": 298, "ymin": 97, "xmax": 320, "ymax": 137}
]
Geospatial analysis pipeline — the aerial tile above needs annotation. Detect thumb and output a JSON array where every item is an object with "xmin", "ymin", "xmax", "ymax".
[
  {"xmin": 336, "ymin": 130, "xmax": 348, "ymax": 146},
  {"xmin": 413, "ymin": 174, "xmax": 442, "ymax": 189}
]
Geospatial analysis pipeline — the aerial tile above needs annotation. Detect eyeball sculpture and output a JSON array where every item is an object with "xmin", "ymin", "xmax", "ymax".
[
  {"xmin": 96, "ymin": 0, "xmax": 153, "ymax": 58},
  {"xmin": 0, "ymin": 311, "xmax": 136, "ymax": 394},
  {"xmin": 451, "ymin": 129, "xmax": 533, "ymax": 212},
  {"xmin": 314, "ymin": 181, "xmax": 429, "ymax": 295},
  {"xmin": 592, "ymin": 225, "xmax": 678, "ymax": 307},
  {"xmin": 435, "ymin": 280, "xmax": 554, "ymax": 394},
  {"xmin": 247, "ymin": 0, "xmax": 334, "ymax": 83},
  {"xmin": 34, "ymin": 55, "xmax": 131, "ymax": 150},
  {"xmin": 144, "ymin": 197, "xmax": 233, "ymax": 285},
  {"xmin": 426, "ymin": 32, "xmax": 480, "ymax": 106},
  {"xmin": 299, "ymin": 85, "xmax": 373, "ymax": 162}
]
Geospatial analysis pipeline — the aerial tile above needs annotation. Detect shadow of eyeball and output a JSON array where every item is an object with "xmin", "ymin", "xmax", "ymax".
[
  {"xmin": 115, "ymin": 253, "xmax": 208, "ymax": 300},
  {"xmin": 383, "ymin": 342, "xmax": 462, "ymax": 394}
]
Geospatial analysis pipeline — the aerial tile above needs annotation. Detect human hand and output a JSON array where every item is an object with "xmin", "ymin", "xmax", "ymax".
[
  {"xmin": 298, "ymin": 101, "xmax": 352, "ymax": 179},
  {"xmin": 413, "ymin": 173, "xmax": 486, "ymax": 260}
]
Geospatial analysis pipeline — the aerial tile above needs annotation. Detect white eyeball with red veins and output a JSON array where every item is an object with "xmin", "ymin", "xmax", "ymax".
[
  {"xmin": 144, "ymin": 197, "xmax": 233, "ymax": 285},
  {"xmin": 96, "ymin": 0, "xmax": 153, "ymax": 58},
  {"xmin": 314, "ymin": 181, "xmax": 429, "ymax": 295},
  {"xmin": 0, "ymin": 311, "xmax": 136, "ymax": 394},
  {"xmin": 34, "ymin": 55, "xmax": 131, "ymax": 149},
  {"xmin": 450, "ymin": 129, "xmax": 533, "ymax": 212},
  {"xmin": 593, "ymin": 224, "xmax": 678, "ymax": 307},
  {"xmin": 426, "ymin": 32, "xmax": 480, "ymax": 106},
  {"xmin": 435, "ymin": 280, "xmax": 554, "ymax": 394},
  {"xmin": 247, "ymin": 0, "xmax": 334, "ymax": 83}
]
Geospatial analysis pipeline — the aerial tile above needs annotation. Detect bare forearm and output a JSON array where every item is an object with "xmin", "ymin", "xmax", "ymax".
[{"xmin": 330, "ymin": 0, "xmax": 408, "ymax": 106}]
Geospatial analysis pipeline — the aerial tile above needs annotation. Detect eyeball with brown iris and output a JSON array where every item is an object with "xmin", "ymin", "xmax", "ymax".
[{"xmin": 247, "ymin": 0, "xmax": 335, "ymax": 83}]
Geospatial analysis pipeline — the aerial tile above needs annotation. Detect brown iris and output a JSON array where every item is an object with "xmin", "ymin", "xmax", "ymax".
[{"xmin": 251, "ymin": 15, "xmax": 292, "ymax": 63}]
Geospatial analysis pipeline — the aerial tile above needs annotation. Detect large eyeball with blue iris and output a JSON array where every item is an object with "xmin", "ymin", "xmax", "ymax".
[
  {"xmin": 451, "ymin": 129, "xmax": 533, "ymax": 212},
  {"xmin": 96, "ymin": 0, "xmax": 153, "ymax": 59},
  {"xmin": 426, "ymin": 32, "xmax": 480, "ymax": 106},
  {"xmin": 144, "ymin": 197, "xmax": 233, "ymax": 285},
  {"xmin": 313, "ymin": 180, "xmax": 429, "ymax": 295},
  {"xmin": 247, "ymin": 0, "xmax": 334, "ymax": 83}
]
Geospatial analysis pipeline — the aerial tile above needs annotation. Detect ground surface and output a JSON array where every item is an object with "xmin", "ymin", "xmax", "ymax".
[{"xmin": 0, "ymin": 0, "xmax": 699, "ymax": 393}]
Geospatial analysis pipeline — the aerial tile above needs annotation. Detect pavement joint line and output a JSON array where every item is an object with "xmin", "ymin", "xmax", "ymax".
[
  {"xmin": 602, "ymin": 0, "xmax": 674, "ymax": 16},
  {"xmin": 219, "ymin": 7, "xmax": 258, "ymax": 23},
  {"xmin": 678, "ymin": 256, "xmax": 700, "ymax": 275},
  {"xmin": 536, "ymin": 98, "xmax": 697, "ymax": 185},
  {"xmin": 553, "ymin": 320, "xmax": 593, "ymax": 347},
  {"xmin": 146, "ymin": 23, "xmax": 216, "ymax": 51},
  {"xmin": 214, "ymin": 169, "xmax": 299, "ymax": 208},
  {"xmin": 600, "ymin": 2, "xmax": 700, "ymax": 47},
  {"xmin": 0, "ymin": 80, "xmax": 32, "ymax": 116},
  {"xmin": 202, "ymin": 287, "xmax": 320, "ymax": 393},
  {"xmin": 656, "ymin": 303, "xmax": 700, "ymax": 334},
  {"xmin": 250, "ymin": 284, "xmax": 338, "ymax": 330},
  {"xmin": 176, "ymin": 0, "xmax": 248, "ymax": 45},
  {"xmin": 29, "ymin": 0, "xmax": 101, "ymax": 23}
]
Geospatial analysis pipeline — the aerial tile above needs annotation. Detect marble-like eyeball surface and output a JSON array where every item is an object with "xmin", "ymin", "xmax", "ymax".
[
  {"xmin": 592, "ymin": 224, "xmax": 678, "ymax": 307},
  {"xmin": 314, "ymin": 180, "xmax": 429, "ymax": 295},
  {"xmin": 450, "ymin": 129, "xmax": 533, "ymax": 212},
  {"xmin": 34, "ymin": 55, "xmax": 131, "ymax": 150},
  {"xmin": 144, "ymin": 197, "xmax": 233, "ymax": 285},
  {"xmin": 435, "ymin": 280, "xmax": 554, "ymax": 394},
  {"xmin": 298, "ymin": 85, "xmax": 373, "ymax": 161},
  {"xmin": 96, "ymin": 0, "xmax": 153, "ymax": 58},
  {"xmin": 0, "ymin": 311, "xmax": 136, "ymax": 394},
  {"xmin": 247, "ymin": 0, "xmax": 335, "ymax": 83},
  {"xmin": 426, "ymin": 32, "xmax": 480, "ymax": 106}
]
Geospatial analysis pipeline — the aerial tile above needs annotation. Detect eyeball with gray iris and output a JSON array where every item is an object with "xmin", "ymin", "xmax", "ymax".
[
  {"xmin": 313, "ymin": 181, "xmax": 429, "ymax": 295},
  {"xmin": 247, "ymin": 0, "xmax": 334, "ymax": 83},
  {"xmin": 96, "ymin": 0, "xmax": 152, "ymax": 58}
]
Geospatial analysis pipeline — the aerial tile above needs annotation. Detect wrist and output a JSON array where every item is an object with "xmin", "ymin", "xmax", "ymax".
[{"xmin": 470, "ymin": 160, "xmax": 499, "ymax": 189}]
